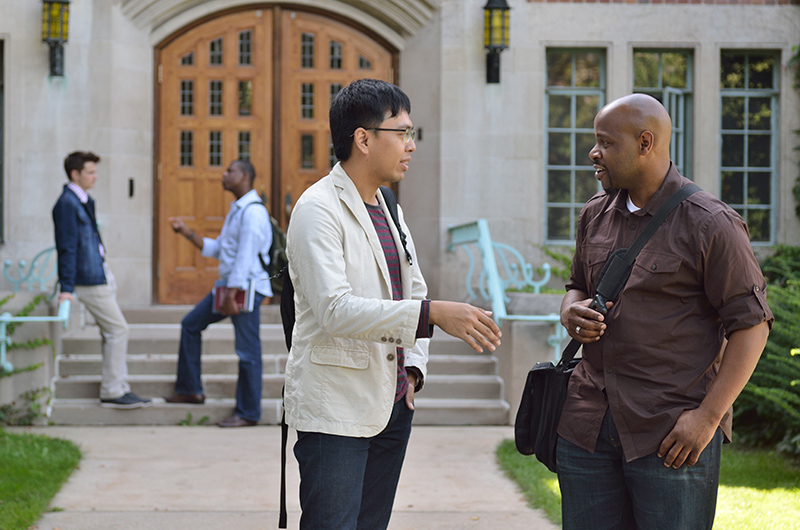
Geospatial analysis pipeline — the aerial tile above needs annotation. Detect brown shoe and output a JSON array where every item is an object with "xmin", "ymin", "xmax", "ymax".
[
  {"xmin": 217, "ymin": 415, "xmax": 258, "ymax": 428},
  {"xmin": 163, "ymin": 393, "xmax": 205, "ymax": 404}
]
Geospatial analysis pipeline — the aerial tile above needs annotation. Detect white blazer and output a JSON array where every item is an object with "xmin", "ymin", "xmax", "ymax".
[{"xmin": 283, "ymin": 163, "xmax": 430, "ymax": 437}]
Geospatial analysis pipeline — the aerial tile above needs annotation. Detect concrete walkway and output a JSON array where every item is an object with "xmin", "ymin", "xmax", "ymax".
[{"xmin": 17, "ymin": 425, "xmax": 558, "ymax": 530}]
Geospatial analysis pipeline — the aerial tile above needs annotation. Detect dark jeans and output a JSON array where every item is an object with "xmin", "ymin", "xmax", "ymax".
[
  {"xmin": 293, "ymin": 397, "xmax": 414, "ymax": 530},
  {"xmin": 557, "ymin": 410, "xmax": 723, "ymax": 530},
  {"xmin": 174, "ymin": 291, "xmax": 264, "ymax": 421}
]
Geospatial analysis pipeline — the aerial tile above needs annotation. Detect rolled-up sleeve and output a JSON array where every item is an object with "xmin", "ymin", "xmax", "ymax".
[{"xmin": 703, "ymin": 209, "xmax": 774, "ymax": 335}]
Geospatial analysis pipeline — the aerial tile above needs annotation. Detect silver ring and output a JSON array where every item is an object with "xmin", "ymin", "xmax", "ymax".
[{"xmin": 575, "ymin": 326, "xmax": 581, "ymax": 334}]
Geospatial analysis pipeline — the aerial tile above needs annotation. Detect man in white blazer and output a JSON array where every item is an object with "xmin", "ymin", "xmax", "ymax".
[{"xmin": 284, "ymin": 79, "xmax": 503, "ymax": 530}]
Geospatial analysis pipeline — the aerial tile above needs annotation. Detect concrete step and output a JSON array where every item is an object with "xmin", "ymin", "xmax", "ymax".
[
  {"xmin": 121, "ymin": 304, "xmax": 283, "ymax": 324},
  {"xmin": 53, "ymin": 374, "xmax": 286, "ymax": 400},
  {"xmin": 62, "ymin": 323, "xmax": 288, "ymax": 355},
  {"xmin": 413, "ymin": 398, "xmax": 511, "ymax": 425},
  {"xmin": 50, "ymin": 311, "xmax": 511, "ymax": 426},
  {"xmin": 52, "ymin": 373, "xmax": 502, "ymax": 401},
  {"xmin": 48, "ymin": 398, "xmax": 284, "ymax": 426},
  {"xmin": 61, "ymin": 324, "xmax": 476, "ymax": 357},
  {"xmin": 56, "ymin": 353, "xmax": 494, "ymax": 377},
  {"xmin": 57, "ymin": 353, "xmax": 288, "ymax": 376},
  {"xmin": 47, "ymin": 398, "xmax": 510, "ymax": 426}
]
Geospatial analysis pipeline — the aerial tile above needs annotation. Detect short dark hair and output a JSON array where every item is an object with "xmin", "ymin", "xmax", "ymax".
[
  {"xmin": 329, "ymin": 79, "xmax": 411, "ymax": 162},
  {"xmin": 64, "ymin": 151, "xmax": 100, "ymax": 181},
  {"xmin": 234, "ymin": 159, "xmax": 256, "ymax": 185}
]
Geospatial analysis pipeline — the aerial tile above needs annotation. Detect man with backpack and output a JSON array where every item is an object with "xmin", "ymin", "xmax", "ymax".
[
  {"xmin": 283, "ymin": 78, "xmax": 503, "ymax": 530},
  {"xmin": 165, "ymin": 159, "xmax": 272, "ymax": 428}
]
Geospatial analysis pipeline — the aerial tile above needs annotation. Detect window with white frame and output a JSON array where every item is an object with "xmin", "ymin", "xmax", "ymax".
[
  {"xmin": 545, "ymin": 49, "xmax": 606, "ymax": 242},
  {"xmin": 720, "ymin": 51, "xmax": 778, "ymax": 244},
  {"xmin": 633, "ymin": 49, "xmax": 693, "ymax": 178}
]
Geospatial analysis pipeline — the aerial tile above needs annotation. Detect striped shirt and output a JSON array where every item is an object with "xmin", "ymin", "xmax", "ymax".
[{"xmin": 366, "ymin": 202, "xmax": 408, "ymax": 402}]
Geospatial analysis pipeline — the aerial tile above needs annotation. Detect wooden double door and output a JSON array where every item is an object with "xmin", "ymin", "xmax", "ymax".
[{"xmin": 155, "ymin": 6, "xmax": 395, "ymax": 303}]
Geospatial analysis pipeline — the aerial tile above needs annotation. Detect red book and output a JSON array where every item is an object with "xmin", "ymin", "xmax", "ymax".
[{"xmin": 212, "ymin": 280, "xmax": 256, "ymax": 313}]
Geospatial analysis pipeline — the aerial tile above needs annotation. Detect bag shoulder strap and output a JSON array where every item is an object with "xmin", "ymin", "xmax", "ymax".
[
  {"xmin": 379, "ymin": 186, "xmax": 413, "ymax": 266},
  {"xmin": 622, "ymin": 184, "xmax": 700, "ymax": 264},
  {"xmin": 556, "ymin": 183, "xmax": 701, "ymax": 370}
]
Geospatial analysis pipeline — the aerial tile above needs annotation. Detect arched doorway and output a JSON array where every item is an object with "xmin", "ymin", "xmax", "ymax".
[{"xmin": 154, "ymin": 6, "xmax": 395, "ymax": 304}]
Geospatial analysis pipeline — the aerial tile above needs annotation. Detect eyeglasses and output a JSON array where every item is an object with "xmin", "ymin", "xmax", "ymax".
[{"xmin": 365, "ymin": 127, "xmax": 416, "ymax": 143}]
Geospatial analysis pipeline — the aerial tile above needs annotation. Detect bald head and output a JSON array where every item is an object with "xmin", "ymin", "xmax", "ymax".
[
  {"xmin": 589, "ymin": 94, "xmax": 674, "ymax": 205},
  {"xmin": 598, "ymin": 94, "xmax": 672, "ymax": 158}
]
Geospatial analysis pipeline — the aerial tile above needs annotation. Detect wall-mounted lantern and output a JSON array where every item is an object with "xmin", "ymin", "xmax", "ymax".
[
  {"xmin": 483, "ymin": 0, "xmax": 510, "ymax": 84},
  {"xmin": 42, "ymin": 0, "xmax": 70, "ymax": 76}
]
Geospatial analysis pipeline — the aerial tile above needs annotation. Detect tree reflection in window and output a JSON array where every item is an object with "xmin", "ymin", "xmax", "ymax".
[
  {"xmin": 545, "ymin": 49, "xmax": 605, "ymax": 242},
  {"xmin": 720, "ymin": 52, "xmax": 777, "ymax": 243}
]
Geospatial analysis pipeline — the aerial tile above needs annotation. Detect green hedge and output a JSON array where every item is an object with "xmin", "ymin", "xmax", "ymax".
[{"xmin": 733, "ymin": 246, "xmax": 800, "ymax": 457}]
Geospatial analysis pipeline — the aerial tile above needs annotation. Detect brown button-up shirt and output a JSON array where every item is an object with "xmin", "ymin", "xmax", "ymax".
[{"xmin": 559, "ymin": 165, "xmax": 773, "ymax": 462}]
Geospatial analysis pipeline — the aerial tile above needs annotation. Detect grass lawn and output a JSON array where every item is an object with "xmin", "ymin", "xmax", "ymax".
[
  {"xmin": 0, "ymin": 429, "xmax": 82, "ymax": 530},
  {"xmin": 497, "ymin": 438, "xmax": 800, "ymax": 529}
]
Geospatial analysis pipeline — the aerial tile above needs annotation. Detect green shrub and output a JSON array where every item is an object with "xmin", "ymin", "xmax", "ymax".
[{"xmin": 734, "ymin": 246, "xmax": 800, "ymax": 457}]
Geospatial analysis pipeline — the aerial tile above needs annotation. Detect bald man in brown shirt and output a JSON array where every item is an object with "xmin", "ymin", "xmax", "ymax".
[{"xmin": 557, "ymin": 94, "xmax": 773, "ymax": 530}]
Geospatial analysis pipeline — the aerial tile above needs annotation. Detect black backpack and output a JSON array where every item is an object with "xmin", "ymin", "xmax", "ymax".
[{"xmin": 242, "ymin": 201, "xmax": 289, "ymax": 295}]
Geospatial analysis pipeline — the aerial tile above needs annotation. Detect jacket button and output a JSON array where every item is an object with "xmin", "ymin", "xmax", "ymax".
[
  {"xmin": 387, "ymin": 353, "xmax": 395, "ymax": 361},
  {"xmin": 396, "ymin": 339, "xmax": 402, "ymax": 345},
  {"xmin": 388, "ymin": 337, "xmax": 395, "ymax": 343},
  {"xmin": 755, "ymin": 285, "xmax": 761, "ymax": 292},
  {"xmin": 651, "ymin": 264, "xmax": 657, "ymax": 270},
  {"xmin": 381, "ymin": 337, "xmax": 388, "ymax": 342}
]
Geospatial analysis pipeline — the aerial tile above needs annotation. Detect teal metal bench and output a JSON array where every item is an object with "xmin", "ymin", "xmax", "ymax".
[
  {"xmin": 447, "ymin": 219, "xmax": 567, "ymax": 359},
  {"xmin": 3, "ymin": 246, "xmax": 57, "ymax": 293}
]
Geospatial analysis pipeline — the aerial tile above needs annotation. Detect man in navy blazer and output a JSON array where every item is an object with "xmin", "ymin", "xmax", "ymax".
[{"xmin": 53, "ymin": 151, "xmax": 151, "ymax": 409}]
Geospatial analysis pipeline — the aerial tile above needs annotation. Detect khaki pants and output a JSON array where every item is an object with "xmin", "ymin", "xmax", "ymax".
[{"xmin": 74, "ymin": 268, "xmax": 130, "ymax": 399}]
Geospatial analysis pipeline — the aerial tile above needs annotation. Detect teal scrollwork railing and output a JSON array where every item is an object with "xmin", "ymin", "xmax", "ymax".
[
  {"xmin": 4, "ymin": 246, "xmax": 58, "ymax": 293},
  {"xmin": 448, "ymin": 219, "xmax": 567, "ymax": 359}
]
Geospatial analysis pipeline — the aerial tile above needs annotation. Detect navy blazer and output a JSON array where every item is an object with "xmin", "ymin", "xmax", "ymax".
[{"xmin": 52, "ymin": 185, "xmax": 106, "ymax": 292}]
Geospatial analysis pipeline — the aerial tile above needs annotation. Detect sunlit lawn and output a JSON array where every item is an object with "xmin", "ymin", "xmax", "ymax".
[
  {"xmin": 497, "ymin": 439, "xmax": 800, "ymax": 529},
  {"xmin": 0, "ymin": 429, "xmax": 81, "ymax": 530}
]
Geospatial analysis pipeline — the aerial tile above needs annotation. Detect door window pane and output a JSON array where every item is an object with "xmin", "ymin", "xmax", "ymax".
[
  {"xmin": 180, "ymin": 80, "xmax": 194, "ymax": 116},
  {"xmin": 209, "ymin": 80, "xmax": 223, "ymax": 115},
  {"xmin": 209, "ymin": 37, "xmax": 223, "ymax": 65},
  {"xmin": 719, "ymin": 51, "xmax": 778, "ymax": 243},
  {"xmin": 330, "ymin": 83, "xmax": 343, "ymax": 106},
  {"xmin": 181, "ymin": 52, "xmax": 194, "ymax": 66},
  {"xmin": 301, "ymin": 33, "xmax": 314, "ymax": 68},
  {"xmin": 180, "ymin": 131, "xmax": 193, "ymax": 166},
  {"xmin": 238, "ymin": 131, "xmax": 251, "ymax": 161},
  {"xmin": 545, "ymin": 49, "xmax": 605, "ymax": 242},
  {"xmin": 301, "ymin": 134, "xmax": 314, "ymax": 169},
  {"xmin": 329, "ymin": 135, "xmax": 337, "ymax": 168},
  {"xmin": 239, "ymin": 30, "xmax": 252, "ymax": 65},
  {"xmin": 209, "ymin": 131, "xmax": 222, "ymax": 166},
  {"xmin": 330, "ymin": 41, "xmax": 343, "ymax": 69},
  {"xmin": 239, "ymin": 80, "xmax": 252, "ymax": 116},
  {"xmin": 358, "ymin": 55, "xmax": 372, "ymax": 70},
  {"xmin": 301, "ymin": 83, "xmax": 314, "ymax": 119}
]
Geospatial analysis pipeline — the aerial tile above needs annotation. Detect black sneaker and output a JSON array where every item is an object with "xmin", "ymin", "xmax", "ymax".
[{"xmin": 100, "ymin": 392, "xmax": 153, "ymax": 409}]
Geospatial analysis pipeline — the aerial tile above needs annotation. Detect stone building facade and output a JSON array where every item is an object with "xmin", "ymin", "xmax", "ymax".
[{"xmin": 1, "ymin": 0, "xmax": 799, "ymax": 305}]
